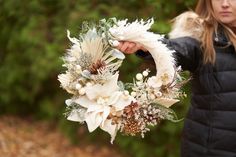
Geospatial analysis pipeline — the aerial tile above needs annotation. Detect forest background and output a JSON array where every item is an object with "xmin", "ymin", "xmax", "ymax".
[{"xmin": 0, "ymin": 0, "xmax": 196, "ymax": 157}]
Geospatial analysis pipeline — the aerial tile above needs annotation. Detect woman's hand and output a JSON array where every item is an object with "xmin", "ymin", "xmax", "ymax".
[{"xmin": 116, "ymin": 41, "xmax": 147, "ymax": 54}]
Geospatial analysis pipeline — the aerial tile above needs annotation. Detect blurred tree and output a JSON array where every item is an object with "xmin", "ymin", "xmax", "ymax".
[{"xmin": 0, "ymin": 0, "xmax": 196, "ymax": 157}]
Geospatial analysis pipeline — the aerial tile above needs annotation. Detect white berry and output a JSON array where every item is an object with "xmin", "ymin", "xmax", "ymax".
[
  {"xmin": 142, "ymin": 71, "xmax": 149, "ymax": 77},
  {"xmin": 86, "ymin": 82, "xmax": 93, "ymax": 87},
  {"xmin": 112, "ymin": 40, "xmax": 119, "ymax": 47},
  {"xmin": 149, "ymin": 94, "xmax": 156, "ymax": 100},
  {"xmin": 131, "ymin": 92, "xmax": 137, "ymax": 97},
  {"xmin": 79, "ymin": 88, "xmax": 86, "ymax": 95},
  {"xmin": 75, "ymin": 83, "xmax": 82, "ymax": 90},
  {"xmin": 136, "ymin": 73, "xmax": 143, "ymax": 80},
  {"xmin": 124, "ymin": 90, "xmax": 129, "ymax": 96}
]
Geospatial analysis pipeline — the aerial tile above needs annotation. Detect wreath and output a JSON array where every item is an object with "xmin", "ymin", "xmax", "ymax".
[{"xmin": 58, "ymin": 18, "xmax": 187, "ymax": 143}]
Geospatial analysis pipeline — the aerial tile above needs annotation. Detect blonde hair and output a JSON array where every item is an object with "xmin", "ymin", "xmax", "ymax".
[{"xmin": 195, "ymin": 0, "xmax": 236, "ymax": 64}]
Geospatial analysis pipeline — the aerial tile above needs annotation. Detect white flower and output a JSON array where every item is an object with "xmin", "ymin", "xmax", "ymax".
[
  {"xmin": 58, "ymin": 72, "xmax": 75, "ymax": 94},
  {"xmin": 58, "ymin": 73, "xmax": 71, "ymax": 88},
  {"xmin": 75, "ymin": 73, "xmax": 134, "ymax": 141},
  {"xmin": 147, "ymin": 76, "xmax": 162, "ymax": 89}
]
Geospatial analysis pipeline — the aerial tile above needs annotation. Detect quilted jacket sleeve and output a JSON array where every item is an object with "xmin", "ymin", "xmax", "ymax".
[{"xmin": 136, "ymin": 37, "xmax": 202, "ymax": 73}]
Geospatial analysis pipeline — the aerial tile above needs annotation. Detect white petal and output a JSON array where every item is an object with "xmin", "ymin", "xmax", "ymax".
[
  {"xmin": 85, "ymin": 73, "xmax": 119, "ymax": 99},
  {"xmin": 87, "ymin": 104, "xmax": 103, "ymax": 113},
  {"xmin": 102, "ymin": 73, "xmax": 119, "ymax": 94},
  {"xmin": 85, "ymin": 84, "xmax": 103, "ymax": 100},
  {"xmin": 114, "ymin": 95, "xmax": 134, "ymax": 111},
  {"xmin": 100, "ymin": 119, "xmax": 119, "ymax": 144},
  {"xmin": 75, "ymin": 96, "xmax": 97, "ymax": 108},
  {"xmin": 147, "ymin": 76, "xmax": 162, "ymax": 88},
  {"xmin": 101, "ymin": 106, "xmax": 111, "ymax": 126},
  {"xmin": 67, "ymin": 109, "xmax": 86, "ymax": 122},
  {"xmin": 107, "ymin": 92, "xmax": 122, "ymax": 106},
  {"xmin": 85, "ymin": 112, "xmax": 103, "ymax": 132}
]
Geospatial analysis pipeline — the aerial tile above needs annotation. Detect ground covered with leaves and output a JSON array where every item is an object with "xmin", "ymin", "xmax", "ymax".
[{"xmin": 0, "ymin": 116, "xmax": 126, "ymax": 157}]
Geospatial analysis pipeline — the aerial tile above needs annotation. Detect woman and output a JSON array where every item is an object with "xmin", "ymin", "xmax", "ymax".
[{"xmin": 117, "ymin": 0, "xmax": 236, "ymax": 156}]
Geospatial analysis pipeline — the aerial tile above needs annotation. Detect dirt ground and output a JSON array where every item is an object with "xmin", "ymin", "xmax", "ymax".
[{"xmin": 0, "ymin": 115, "xmax": 126, "ymax": 157}]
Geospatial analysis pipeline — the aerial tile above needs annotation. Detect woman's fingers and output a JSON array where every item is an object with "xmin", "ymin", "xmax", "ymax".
[
  {"xmin": 125, "ymin": 42, "xmax": 137, "ymax": 54},
  {"xmin": 120, "ymin": 42, "xmax": 134, "ymax": 52},
  {"xmin": 126, "ymin": 43, "xmax": 140, "ymax": 54},
  {"xmin": 116, "ymin": 41, "xmax": 123, "ymax": 50},
  {"xmin": 117, "ymin": 41, "xmax": 137, "ymax": 54},
  {"xmin": 117, "ymin": 41, "xmax": 147, "ymax": 54}
]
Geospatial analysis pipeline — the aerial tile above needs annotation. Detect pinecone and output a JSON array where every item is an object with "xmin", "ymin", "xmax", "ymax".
[
  {"xmin": 89, "ymin": 60, "xmax": 106, "ymax": 74},
  {"xmin": 122, "ymin": 102, "xmax": 142, "ymax": 136}
]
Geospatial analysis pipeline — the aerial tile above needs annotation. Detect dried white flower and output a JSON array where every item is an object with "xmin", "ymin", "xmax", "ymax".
[{"xmin": 75, "ymin": 73, "xmax": 134, "ymax": 142}]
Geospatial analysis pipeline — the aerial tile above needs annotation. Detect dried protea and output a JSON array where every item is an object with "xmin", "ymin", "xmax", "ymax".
[{"xmin": 89, "ymin": 60, "xmax": 106, "ymax": 74}]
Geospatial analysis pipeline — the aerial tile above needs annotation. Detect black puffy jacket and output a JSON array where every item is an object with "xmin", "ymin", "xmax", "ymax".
[{"xmin": 137, "ymin": 33, "xmax": 236, "ymax": 157}]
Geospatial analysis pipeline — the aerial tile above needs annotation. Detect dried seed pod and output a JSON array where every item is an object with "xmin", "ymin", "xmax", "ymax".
[{"xmin": 122, "ymin": 117, "xmax": 142, "ymax": 136}]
